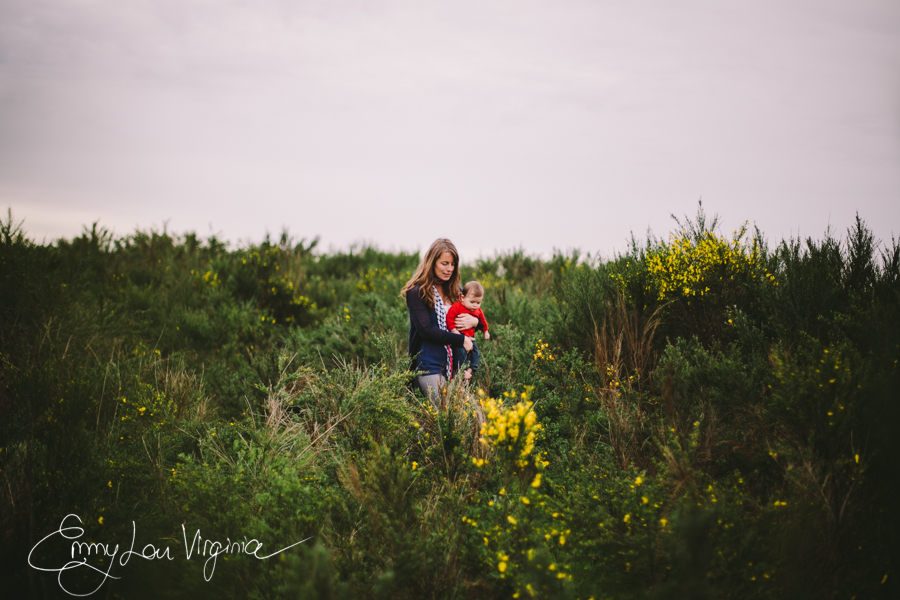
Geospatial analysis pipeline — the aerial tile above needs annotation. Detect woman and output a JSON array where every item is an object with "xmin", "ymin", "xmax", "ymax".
[{"xmin": 400, "ymin": 238, "xmax": 479, "ymax": 406}]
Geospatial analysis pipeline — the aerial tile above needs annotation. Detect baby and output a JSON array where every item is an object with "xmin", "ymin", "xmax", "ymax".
[{"xmin": 446, "ymin": 281, "xmax": 491, "ymax": 380}]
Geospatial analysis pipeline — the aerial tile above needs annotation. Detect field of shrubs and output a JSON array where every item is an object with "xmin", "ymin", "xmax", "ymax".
[{"xmin": 2, "ymin": 206, "xmax": 898, "ymax": 599}]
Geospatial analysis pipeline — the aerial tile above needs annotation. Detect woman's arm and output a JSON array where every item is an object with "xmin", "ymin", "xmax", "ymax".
[
  {"xmin": 454, "ymin": 313, "xmax": 480, "ymax": 331},
  {"xmin": 407, "ymin": 289, "xmax": 467, "ymax": 346}
]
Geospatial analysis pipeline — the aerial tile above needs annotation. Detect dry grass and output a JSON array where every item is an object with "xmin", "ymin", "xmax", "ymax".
[{"xmin": 589, "ymin": 292, "xmax": 662, "ymax": 470}]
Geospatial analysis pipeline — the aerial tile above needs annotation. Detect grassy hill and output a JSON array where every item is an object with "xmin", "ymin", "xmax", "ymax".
[{"xmin": 2, "ymin": 207, "xmax": 898, "ymax": 599}]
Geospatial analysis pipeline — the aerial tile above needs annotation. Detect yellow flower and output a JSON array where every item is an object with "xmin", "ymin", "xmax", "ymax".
[
  {"xmin": 498, "ymin": 561, "xmax": 507, "ymax": 573},
  {"xmin": 623, "ymin": 514, "xmax": 631, "ymax": 523},
  {"xmin": 98, "ymin": 517, "xmax": 104, "ymax": 525},
  {"xmin": 507, "ymin": 515, "xmax": 517, "ymax": 525},
  {"xmin": 634, "ymin": 476, "xmax": 643, "ymax": 486},
  {"xmin": 479, "ymin": 390, "xmax": 542, "ymax": 470}
]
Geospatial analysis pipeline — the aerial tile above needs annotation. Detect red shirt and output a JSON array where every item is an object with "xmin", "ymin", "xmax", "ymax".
[{"xmin": 446, "ymin": 302, "xmax": 489, "ymax": 337}]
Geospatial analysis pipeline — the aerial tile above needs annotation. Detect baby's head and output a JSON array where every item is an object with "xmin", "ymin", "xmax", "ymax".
[{"xmin": 461, "ymin": 281, "xmax": 484, "ymax": 311}]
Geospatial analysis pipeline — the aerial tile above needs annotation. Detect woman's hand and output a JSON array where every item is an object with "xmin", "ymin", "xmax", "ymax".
[
  {"xmin": 463, "ymin": 336, "xmax": 474, "ymax": 352},
  {"xmin": 454, "ymin": 313, "xmax": 479, "ymax": 331}
]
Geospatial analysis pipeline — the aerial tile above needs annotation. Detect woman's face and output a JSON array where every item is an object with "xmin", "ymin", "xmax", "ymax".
[{"xmin": 433, "ymin": 251, "xmax": 455, "ymax": 282}]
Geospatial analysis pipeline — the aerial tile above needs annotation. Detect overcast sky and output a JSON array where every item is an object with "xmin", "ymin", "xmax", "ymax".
[{"xmin": 1, "ymin": 0, "xmax": 898, "ymax": 259}]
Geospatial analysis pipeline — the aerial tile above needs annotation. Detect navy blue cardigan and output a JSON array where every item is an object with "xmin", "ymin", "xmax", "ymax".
[{"xmin": 406, "ymin": 284, "xmax": 467, "ymax": 375}]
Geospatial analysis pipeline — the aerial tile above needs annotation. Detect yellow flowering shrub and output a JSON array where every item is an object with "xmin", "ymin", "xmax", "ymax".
[
  {"xmin": 645, "ymin": 224, "xmax": 772, "ymax": 303},
  {"xmin": 532, "ymin": 339, "xmax": 554, "ymax": 362},
  {"xmin": 468, "ymin": 392, "xmax": 574, "ymax": 597},
  {"xmin": 479, "ymin": 387, "xmax": 542, "ymax": 470},
  {"xmin": 233, "ymin": 245, "xmax": 318, "ymax": 326}
]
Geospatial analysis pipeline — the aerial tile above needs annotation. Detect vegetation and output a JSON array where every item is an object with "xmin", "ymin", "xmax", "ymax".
[{"xmin": 2, "ymin": 205, "xmax": 898, "ymax": 599}]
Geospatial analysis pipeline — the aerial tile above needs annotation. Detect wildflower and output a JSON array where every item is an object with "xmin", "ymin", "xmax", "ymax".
[
  {"xmin": 634, "ymin": 476, "xmax": 643, "ymax": 486},
  {"xmin": 660, "ymin": 518, "xmax": 667, "ymax": 528},
  {"xmin": 98, "ymin": 517, "xmax": 104, "ymax": 525},
  {"xmin": 411, "ymin": 462, "xmax": 418, "ymax": 471},
  {"xmin": 531, "ymin": 473, "xmax": 541, "ymax": 488},
  {"xmin": 624, "ymin": 514, "xmax": 631, "ymax": 523},
  {"xmin": 498, "ymin": 562, "xmax": 507, "ymax": 573},
  {"xmin": 479, "ymin": 390, "xmax": 541, "ymax": 470},
  {"xmin": 508, "ymin": 515, "xmax": 517, "ymax": 525}
]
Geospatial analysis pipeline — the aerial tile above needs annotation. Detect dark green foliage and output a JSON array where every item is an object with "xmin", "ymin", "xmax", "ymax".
[
  {"xmin": 279, "ymin": 542, "xmax": 352, "ymax": 600},
  {"xmin": 555, "ymin": 261, "xmax": 621, "ymax": 354},
  {"xmin": 2, "ymin": 207, "xmax": 898, "ymax": 599}
]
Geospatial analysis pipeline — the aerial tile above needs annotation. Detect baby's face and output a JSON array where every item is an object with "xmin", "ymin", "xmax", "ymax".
[{"xmin": 462, "ymin": 294, "xmax": 483, "ymax": 311}]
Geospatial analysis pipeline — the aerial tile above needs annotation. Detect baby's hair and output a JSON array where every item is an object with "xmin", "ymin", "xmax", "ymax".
[{"xmin": 463, "ymin": 281, "xmax": 484, "ymax": 297}]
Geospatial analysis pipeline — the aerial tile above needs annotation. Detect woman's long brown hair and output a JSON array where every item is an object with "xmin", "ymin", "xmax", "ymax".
[{"xmin": 400, "ymin": 238, "xmax": 461, "ymax": 309}]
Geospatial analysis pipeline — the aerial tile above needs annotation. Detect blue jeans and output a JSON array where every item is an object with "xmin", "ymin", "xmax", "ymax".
[{"xmin": 453, "ymin": 339, "xmax": 480, "ymax": 376}]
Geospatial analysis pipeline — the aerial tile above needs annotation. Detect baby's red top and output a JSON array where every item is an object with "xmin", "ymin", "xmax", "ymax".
[{"xmin": 446, "ymin": 302, "xmax": 489, "ymax": 337}]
